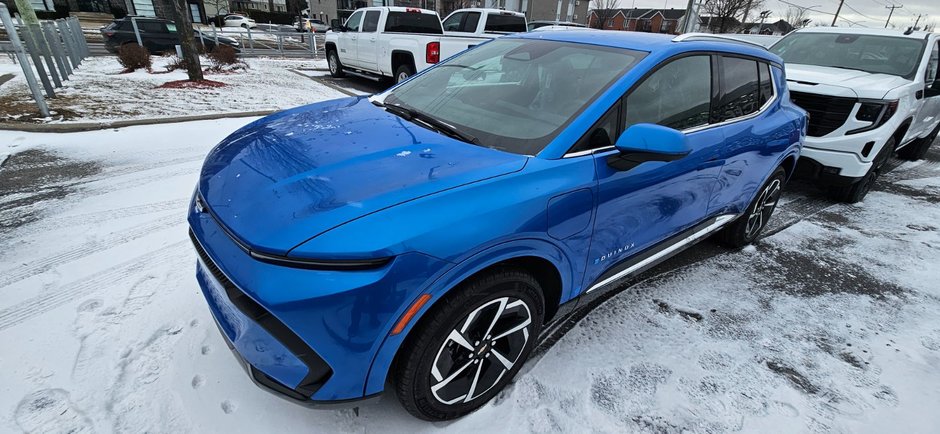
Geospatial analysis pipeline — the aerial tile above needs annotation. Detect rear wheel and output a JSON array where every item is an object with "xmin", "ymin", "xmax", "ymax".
[
  {"xmin": 327, "ymin": 50, "xmax": 345, "ymax": 78},
  {"xmin": 717, "ymin": 167, "xmax": 786, "ymax": 248},
  {"xmin": 395, "ymin": 64, "xmax": 415, "ymax": 84},
  {"xmin": 393, "ymin": 269, "xmax": 544, "ymax": 421},
  {"xmin": 897, "ymin": 124, "xmax": 939, "ymax": 161}
]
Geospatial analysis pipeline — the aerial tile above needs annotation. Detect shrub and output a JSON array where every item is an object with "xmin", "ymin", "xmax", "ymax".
[
  {"xmin": 117, "ymin": 44, "xmax": 151, "ymax": 72},
  {"xmin": 165, "ymin": 55, "xmax": 189, "ymax": 72},
  {"xmin": 208, "ymin": 45, "xmax": 238, "ymax": 67}
]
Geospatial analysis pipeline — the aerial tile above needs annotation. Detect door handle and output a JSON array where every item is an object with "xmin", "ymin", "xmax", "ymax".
[{"xmin": 916, "ymin": 90, "xmax": 924, "ymax": 100}]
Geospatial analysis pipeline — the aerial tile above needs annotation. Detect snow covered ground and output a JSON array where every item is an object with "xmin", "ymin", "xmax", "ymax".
[
  {"xmin": 0, "ymin": 56, "xmax": 334, "ymax": 123},
  {"xmin": 0, "ymin": 120, "xmax": 938, "ymax": 433}
]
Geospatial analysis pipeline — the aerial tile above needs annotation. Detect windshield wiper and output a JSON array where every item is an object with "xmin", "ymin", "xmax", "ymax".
[{"xmin": 381, "ymin": 101, "xmax": 481, "ymax": 146}]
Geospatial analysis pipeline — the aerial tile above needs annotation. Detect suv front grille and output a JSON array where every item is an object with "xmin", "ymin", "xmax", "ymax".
[
  {"xmin": 190, "ymin": 230, "xmax": 333, "ymax": 399},
  {"xmin": 790, "ymin": 91, "xmax": 857, "ymax": 137}
]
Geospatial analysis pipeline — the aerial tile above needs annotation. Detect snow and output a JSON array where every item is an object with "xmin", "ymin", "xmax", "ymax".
[
  {"xmin": 1, "ymin": 121, "xmax": 939, "ymax": 432},
  {"xmin": 0, "ymin": 56, "xmax": 342, "ymax": 123}
]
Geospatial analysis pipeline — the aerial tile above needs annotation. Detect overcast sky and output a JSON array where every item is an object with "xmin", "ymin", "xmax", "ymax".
[{"xmin": 610, "ymin": 0, "xmax": 936, "ymax": 30}]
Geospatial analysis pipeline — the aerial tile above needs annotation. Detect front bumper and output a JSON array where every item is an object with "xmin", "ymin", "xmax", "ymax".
[{"xmin": 188, "ymin": 195, "xmax": 449, "ymax": 403}]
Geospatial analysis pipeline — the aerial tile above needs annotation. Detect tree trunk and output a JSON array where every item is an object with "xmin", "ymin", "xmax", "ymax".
[{"xmin": 168, "ymin": 0, "xmax": 204, "ymax": 81}]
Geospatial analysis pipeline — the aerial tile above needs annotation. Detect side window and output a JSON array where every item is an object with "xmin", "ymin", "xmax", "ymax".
[
  {"xmin": 758, "ymin": 62, "xmax": 774, "ymax": 106},
  {"xmin": 345, "ymin": 11, "xmax": 363, "ymax": 32},
  {"xmin": 362, "ymin": 11, "xmax": 380, "ymax": 32},
  {"xmin": 927, "ymin": 41, "xmax": 939, "ymax": 87},
  {"xmin": 570, "ymin": 102, "xmax": 621, "ymax": 153},
  {"xmin": 442, "ymin": 12, "xmax": 464, "ymax": 31},
  {"xmin": 624, "ymin": 55, "xmax": 711, "ymax": 131},
  {"xmin": 138, "ymin": 22, "xmax": 167, "ymax": 33},
  {"xmin": 718, "ymin": 56, "xmax": 760, "ymax": 121},
  {"xmin": 462, "ymin": 12, "xmax": 481, "ymax": 32}
]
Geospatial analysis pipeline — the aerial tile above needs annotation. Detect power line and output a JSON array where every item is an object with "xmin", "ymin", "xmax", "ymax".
[{"xmin": 841, "ymin": 1, "xmax": 878, "ymax": 21}]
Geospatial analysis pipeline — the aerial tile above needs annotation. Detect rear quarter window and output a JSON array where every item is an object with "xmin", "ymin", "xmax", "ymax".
[
  {"xmin": 384, "ymin": 12, "xmax": 443, "ymax": 34},
  {"xmin": 484, "ymin": 14, "xmax": 527, "ymax": 33}
]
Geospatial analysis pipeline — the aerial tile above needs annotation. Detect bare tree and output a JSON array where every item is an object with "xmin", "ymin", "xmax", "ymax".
[
  {"xmin": 782, "ymin": 6, "xmax": 808, "ymax": 29},
  {"xmin": 590, "ymin": 0, "xmax": 619, "ymax": 29},
  {"xmin": 703, "ymin": 0, "xmax": 755, "ymax": 33},
  {"xmin": 162, "ymin": 0, "xmax": 204, "ymax": 81}
]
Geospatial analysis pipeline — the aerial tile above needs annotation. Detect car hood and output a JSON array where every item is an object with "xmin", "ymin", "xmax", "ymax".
[
  {"xmin": 199, "ymin": 97, "xmax": 527, "ymax": 256},
  {"xmin": 785, "ymin": 64, "xmax": 911, "ymax": 99}
]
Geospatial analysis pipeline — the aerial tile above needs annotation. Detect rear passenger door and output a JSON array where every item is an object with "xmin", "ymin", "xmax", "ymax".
[
  {"xmin": 706, "ymin": 55, "xmax": 793, "ymax": 216},
  {"xmin": 138, "ymin": 21, "xmax": 177, "ymax": 53},
  {"xmin": 357, "ymin": 10, "xmax": 381, "ymax": 72}
]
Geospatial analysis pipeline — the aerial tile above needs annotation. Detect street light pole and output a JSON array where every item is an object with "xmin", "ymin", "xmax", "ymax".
[
  {"xmin": 831, "ymin": 0, "xmax": 844, "ymax": 26},
  {"xmin": 884, "ymin": 4, "xmax": 902, "ymax": 28}
]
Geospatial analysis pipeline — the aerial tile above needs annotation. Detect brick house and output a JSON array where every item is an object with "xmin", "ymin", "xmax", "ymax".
[{"xmin": 589, "ymin": 7, "xmax": 686, "ymax": 34}]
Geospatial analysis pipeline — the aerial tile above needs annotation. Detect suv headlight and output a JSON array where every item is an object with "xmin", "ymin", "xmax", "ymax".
[{"xmin": 848, "ymin": 99, "xmax": 898, "ymax": 135}]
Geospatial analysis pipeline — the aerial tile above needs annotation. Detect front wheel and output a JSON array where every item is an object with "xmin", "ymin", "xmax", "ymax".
[
  {"xmin": 898, "ymin": 124, "xmax": 939, "ymax": 161},
  {"xmin": 393, "ymin": 269, "xmax": 544, "ymax": 421},
  {"xmin": 829, "ymin": 137, "xmax": 894, "ymax": 203},
  {"xmin": 327, "ymin": 50, "xmax": 345, "ymax": 78},
  {"xmin": 717, "ymin": 167, "xmax": 786, "ymax": 248}
]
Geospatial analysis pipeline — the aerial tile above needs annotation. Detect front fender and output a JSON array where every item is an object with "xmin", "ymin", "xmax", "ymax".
[{"xmin": 361, "ymin": 237, "xmax": 576, "ymax": 397}]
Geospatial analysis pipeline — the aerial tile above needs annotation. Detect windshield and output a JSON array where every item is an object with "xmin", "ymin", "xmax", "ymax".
[
  {"xmin": 383, "ymin": 39, "xmax": 645, "ymax": 155},
  {"xmin": 770, "ymin": 32, "xmax": 925, "ymax": 78}
]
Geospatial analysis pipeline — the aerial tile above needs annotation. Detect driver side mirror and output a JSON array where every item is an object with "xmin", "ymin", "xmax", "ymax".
[
  {"xmin": 607, "ymin": 123, "xmax": 691, "ymax": 171},
  {"xmin": 330, "ymin": 19, "xmax": 345, "ymax": 32}
]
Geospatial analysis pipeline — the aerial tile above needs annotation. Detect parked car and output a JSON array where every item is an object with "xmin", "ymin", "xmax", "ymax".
[
  {"xmin": 325, "ymin": 7, "xmax": 507, "ymax": 84},
  {"xmin": 223, "ymin": 14, "xmax": 257, "ymax": 29},
  {"xmin": 189, "ymin": 31, "xmax": 805, "ymax": 420},
  {"xmin": 527, "ymin": 20, "xmax": 587, "ymax": 31},
  {"xmin": 771, "ymin": 27, "xmax": 940, "ymax": 202},
  {"xmin": 441, "ymin": 8, "xmax": 527, "ymax": 35},
  {"xmin": 295, "ymin": 17, "xmax": 329, "ymax": 33},
  {"xmin": 101, "ymin": 17, "xmax": 240, "ymax": 54}
]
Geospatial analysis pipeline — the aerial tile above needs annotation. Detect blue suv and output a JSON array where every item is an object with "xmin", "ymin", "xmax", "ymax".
[{"xmin": 188, "ymin": 31, "xmax": 806, "ymax": 420}]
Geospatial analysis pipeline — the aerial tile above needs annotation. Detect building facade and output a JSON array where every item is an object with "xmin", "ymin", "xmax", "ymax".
[{"xmin": 589, "ymin": 8, "xmax": 687, "ymax": 34}]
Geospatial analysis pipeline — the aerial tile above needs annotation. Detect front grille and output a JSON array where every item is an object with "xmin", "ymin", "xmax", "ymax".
[
  {"xmin": 790, "ymin": 91, "xmax": 856, "ymax": 137},
  {"xmin": 190, "ymin": 230, "xmax": 333, "ymax": 398}
]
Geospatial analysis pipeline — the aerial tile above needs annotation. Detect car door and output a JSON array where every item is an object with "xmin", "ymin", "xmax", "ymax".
[
  {"xmin": 912, "ymin": 39, "xmax": 940, "ymax": 139},
  {"xmin": 338, "ymin": 11, "xmax": 363, "ymax": 68},
  {"xmin": 357, "ymin": 10, "xmax": 381, "ymax": 72},
  {"xmin": 706, "ymin": 55, "xmax": 795, "ymax": 216},
  {"xmin": 581, "ymin": 54, "xmax": 725, "ymax": 292},
  {"xmin": 138, "ymin": 21, "xmax": 176, "ymax": 53}
]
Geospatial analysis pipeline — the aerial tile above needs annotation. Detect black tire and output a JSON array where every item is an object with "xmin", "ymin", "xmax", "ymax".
[
  {"xmin": 393, "ymin": 269, "xmax": 545, "ymax": 421},
  {"xmin": 717, "ymin": 167, "xmax": 786, "ymax": 248},
  {"xmin": 897, "ymin": 124, "xmax": 939, "ymax": 161},
  {"xmin": 327, "ymin": 49, "xmax": 345, "ymax": 78},
  {"xmin": 828, "ymin": 137, "xmax": 894, "ymax": 203},
  {"xmin": 395, "ymin": 64, "xmax": 415, "ymax": 84}
]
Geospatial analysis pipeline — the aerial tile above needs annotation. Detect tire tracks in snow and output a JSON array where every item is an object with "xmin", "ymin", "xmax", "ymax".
[
  {"xmin": 0, "ymin": 214, "xmax": 183, "ymax": 289},
  {"xmin": 0, "ymin": 241, "xmax": 189, "ymax": 332},
  {"xmin": 19, "ymin": 199, "xmax": 189, "ymax": 233}
]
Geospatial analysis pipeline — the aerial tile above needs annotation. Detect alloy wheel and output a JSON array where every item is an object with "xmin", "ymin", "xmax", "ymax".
[
  {"xmin": 328, "ymin": 54, "xmax": 337, "ymax": 74},
  {"xmin": 745, "ymin": 178, "xmax": 782, "ymax": 238},
  {"xmin": 397, "ymin": 71, "xmax": 409, "ymax": 83},
  {"xmin": 429, "ymin": 297, "xmax": 532, "ymax": 405}
]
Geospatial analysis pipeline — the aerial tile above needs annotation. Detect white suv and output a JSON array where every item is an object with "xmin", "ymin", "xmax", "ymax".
[{"xmin": 771, "ymin": 28, "xmax": 940, "ymax": 202}]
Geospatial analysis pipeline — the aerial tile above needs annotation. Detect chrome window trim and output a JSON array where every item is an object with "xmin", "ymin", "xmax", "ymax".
[{"xmin": 562, "ymin": 60, "xmax": 778, "ymax": 158}]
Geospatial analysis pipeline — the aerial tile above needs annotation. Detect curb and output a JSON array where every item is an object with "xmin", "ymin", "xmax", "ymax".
[{"xmin": 0, "ymin": 110, "xmax": 277, "ymax": 133}]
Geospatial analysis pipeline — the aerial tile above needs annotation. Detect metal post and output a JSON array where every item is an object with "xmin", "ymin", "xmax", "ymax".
[
  {"xmin": 175, "ymin": 45, "xmax": 183, "ymax": 58},
  {"xmin": 42, "ymin": 21, "xmax": 71, "ymax": 78},
  {"xmin": 246, "ymin": 26, "xmax": 254, "ymax": 55},
  {"xmin": 277, "ymin": 33, "xmax": 283, "ymax": 54},
  {"xmin": 212, "ymin": 24, "xmax": 218, "ymax": 45},
  {"xmin": 72, "ymin": 17, "xmax": 89, "ymax": 58},
  {"xmin": 58, "ymin": 19, "xmax": 79, "ymax": 65},
  {"xmin": 0, "ymin": 4, "xmax": 49, "ymax": 116},
  {"xmin": 29, "ymin": 24, "xmax": 61, "ymax": 87},
  {"xmin": 19, "ymin": 23, "xmax": 56, "ymax": 97},
  {"xmin": 309, "ymin": 30, "xmax": 315, "ymax": 57},
  {"xmin": 130, "ymin": 16, "xmax": 143, "ymax": 46}
]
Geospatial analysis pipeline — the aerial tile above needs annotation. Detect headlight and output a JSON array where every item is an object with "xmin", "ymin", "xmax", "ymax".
[{"xmin": 847, "ymin": 99, "xmax": 898, "ymax": 135}]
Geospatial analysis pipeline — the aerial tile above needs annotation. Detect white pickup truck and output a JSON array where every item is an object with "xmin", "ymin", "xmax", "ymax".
[
  {"xmin": 325, "ymin": 7, "xmax": 526, "ymax": 84},
  {"xmin": 770, "ymin": 28, "xmax": 940, "ymax": 203}
]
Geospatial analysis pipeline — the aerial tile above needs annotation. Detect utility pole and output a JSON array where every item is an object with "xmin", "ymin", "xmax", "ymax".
[
  {"xmin": 884, "ymin": 4, "xmax": 901, "ymax": 28},
  {"xmin": 757, "ymin": 10, "xmax": 770, "ymax": 33},
  {"xmin": 913, "ymin": 13, "xmax": 923, "ymax": 30},
  {"xmin": 682, "ymin": 0, "xmax": 695, "ymax": 33},
  {"xmin": 831, "ymin": 0, "xmax": 843, "ymax": 26}
]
